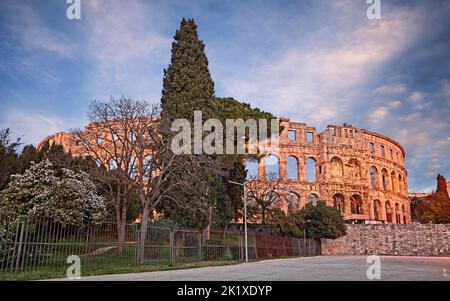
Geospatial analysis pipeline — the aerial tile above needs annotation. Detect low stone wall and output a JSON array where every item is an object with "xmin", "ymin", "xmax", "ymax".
[{"xmin": 321, "ymin": 224, "xmax": 450, "ymax": 257}]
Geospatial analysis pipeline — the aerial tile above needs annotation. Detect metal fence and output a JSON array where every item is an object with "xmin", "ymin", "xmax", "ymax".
[{"xmin": 0, "ymin": 216, "xmax": 321, "ymax": 274}]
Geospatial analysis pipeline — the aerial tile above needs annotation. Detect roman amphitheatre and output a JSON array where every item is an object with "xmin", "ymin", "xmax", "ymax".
[{"xmin": 39, "ymin": 117, "xmax": 410, "ymax": 225}]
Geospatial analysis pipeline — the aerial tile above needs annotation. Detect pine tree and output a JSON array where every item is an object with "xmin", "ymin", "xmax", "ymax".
[{"xmin": 161, "ymin": 18, "xmax": 218, "ymax": 122}]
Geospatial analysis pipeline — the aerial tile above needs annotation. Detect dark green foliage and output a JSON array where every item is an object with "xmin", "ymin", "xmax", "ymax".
[
  {"xmin": 224, "ymin": 157, "xmax": 246, "ymax": 221},
  {"xmin": 216, "ymin": 97, "xmax": 276, "ymax": 124},
  {"xmin": 161, "ymin": 191, "xmax": 210, "ymax": 229},
  {"xmin": 266, "ymin": 202, "xmax": 346, "ymax": 239},
  {"xmin": 161, "ymin": 18, "xmax": 217, "ymax": 122},
  {"xmin": 17, "ymin": 145, "xmax": 39, "ymax": 172},
  {"xmin": 300, "ymin": 201, "xmax": 347, "ymax": 239},
  {"xmin": 158, "ymin": 18, "xmax": 219, "ymax": 229},
  {"xmin": 0, "ymin": 129, "xmax": 21, "ymax": 190},
  {"xmin": 151, "ymin": 218, "xmax": 179, "ymax": 230},
  {"xmin": 211, "ymin": 180, "xmax": 234, "ymax": 228},
  {"xmin": 267, "ymin": 208, "xmax": 304, "ymax": 238}
]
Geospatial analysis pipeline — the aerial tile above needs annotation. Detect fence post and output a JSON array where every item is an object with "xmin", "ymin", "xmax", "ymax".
[
  {"xmin": 15, "ymin": 220, "xmax": 25, "ymax": 273},
  {"xmin": 198, "ymin": 232, "xmax": 202, "ymax": 261},
  {"xmin": 84, "ymin": 223, "xmax": 91, "ymax": 264},
  {"xmin": 254, "ymin": 234, "xmax": 258, "ymax": 260},
  {"xmin": 8, "ymin": 219, "xmax": 20, "ymax": 273},
  {"xmin": 239, "ymin": 234, "xmax": 243, "ymax": 261},
  {"xmin": 170, "ymin": 230, "xmax": 175, "ymax": 264}
]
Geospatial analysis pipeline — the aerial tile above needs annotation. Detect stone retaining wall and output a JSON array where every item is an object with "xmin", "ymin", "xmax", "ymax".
[{"xmin": 321, "ymin": 224, "xmax": 450, "ymax": 256}]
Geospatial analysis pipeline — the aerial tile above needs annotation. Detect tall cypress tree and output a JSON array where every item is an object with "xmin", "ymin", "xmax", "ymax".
[
  {"xmin": 159, "ymin": 18, "xmax": 220, "ymax": 229},
  {"xmin": 161, "ymin": 18, "xmax": 218, "ymax": 122}
]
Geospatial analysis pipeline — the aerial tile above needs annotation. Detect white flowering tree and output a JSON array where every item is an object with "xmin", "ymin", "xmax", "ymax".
[{"xmin": 0, "ymin": 160, "xmax": 108, "ymax": 225}]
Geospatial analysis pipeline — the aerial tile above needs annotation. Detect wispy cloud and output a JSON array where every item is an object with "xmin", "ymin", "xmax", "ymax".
[
  {"xmin": 4, "ymin": 3, "xmax": 78, "ymax": 58},
  {"xmin": 218, "ymin": 2, "xmax": 423, "ymax": 126},
  {"xmin": 0, "ymin": 109, "xmax": 69, "ymax": 147},
  {"xmin": 82, "ymin": 0, "xmax": 172, "ymax": 100}
]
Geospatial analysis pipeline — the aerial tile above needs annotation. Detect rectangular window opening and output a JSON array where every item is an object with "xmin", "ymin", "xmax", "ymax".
[{"xmin": 288, "ymin": 130, "xmax": 296, "ymax": 141}]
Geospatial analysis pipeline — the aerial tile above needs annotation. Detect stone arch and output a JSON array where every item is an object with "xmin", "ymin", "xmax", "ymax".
[
  {"xmin": 265, "ymin": 154, "xmax": 279, "ymax": 180},
  {"xmin": 286, "ymin": 156, "xmax": 299, "ymax": 180},
  {"xmin": 350, "ymin": 194, "xmax": 363, "ymax": 214},
  {"xmin": 369, "ymin": 166, "xmax": 378, "ymax": 189},
  {"xmin": 307, "ymin": 193, "xmax": 319, "ymax": 204},
  {"xmin": 245, "ymin": 158, "xmax": 259, "ymax": 180},
  {"xmin": 391, "ymin": 171, "xmax": 397, "ymax": 192},
  {"xmin": 348, "ymin": 158, "xmax": 361, "ymax": 179},
  {"xmin": 333, "ymin": 193, "xmax": 345, "ymax": 214},
  {"xmin": 305, "ymin": 157, "xmax": 317, "ymax": 183},
  {"xmin": 385, "ymin": 201, "xmax": 393, "ymax": 223},
  {"xmin": 395, "ymin": 203, "xmax": 401, "ymax": 224},
  {"xmin": 287, "ymin": 192, "xmax": 300, "ymax": 212},
  {"xmin": 373, "ymin": 199, "xmax": 382, "ymax": 221},
  {"xmin": 398, "ymin": 174, "xmax": 403, "ymax": 194},
  {"xmin": 330, "ymin": 156, "xmax": 343, "ymax": 177},
  {"xmin": 381, "ymin": 168, "xmax": 389, "ymax": 191},
  {"xmin": 402, "ymin": 204, "xmax": 407, "ymax": 224}
]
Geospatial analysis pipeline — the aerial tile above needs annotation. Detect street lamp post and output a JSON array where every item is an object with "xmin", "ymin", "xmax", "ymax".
[{"xmin": 229, "ymin": 180, "xmax": 249, "ymax": 263}]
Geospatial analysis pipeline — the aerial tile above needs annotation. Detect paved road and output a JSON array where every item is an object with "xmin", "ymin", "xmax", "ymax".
[{"xmin": 55, "ymin": 256, "xmax": 450, "ymax": 281}]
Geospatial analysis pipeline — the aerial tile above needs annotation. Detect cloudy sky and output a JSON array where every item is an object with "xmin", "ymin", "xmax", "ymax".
[{"xmin": 0, "ymin": 0, "xmax": 449, "ymax": 192}]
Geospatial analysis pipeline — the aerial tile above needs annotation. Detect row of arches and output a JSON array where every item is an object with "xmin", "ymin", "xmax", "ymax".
[
  {"xmin": 245, "ymin": 156, "xmax": 318, "ymax": 182},
  {"xmin": 329, "ymin": 156, "xmax": 406, "ymax": 194},
  {"xmin": 247, "ymin": 156, "xmax": 363, "ymax": 183},
  {"xmin": 269, "ymin": 192, "xmax": 320, "ymax": 212},
  {"xmin": 246, "ymin": 156, "xmax": 407, "ymax": 195},
  {"xmin": 247, "ymin": 191, "xmax": 320, "ymax": 213},
  {"xmin": 373, "ymin": 199, "xmax": 407, "ymax": 224},
  {"xmin": 332, "ymin": 193, "xmax": 407, "ymax": 223},
  {"xmin": 369, "ymin": 166, "xmax": 406, "ymax": 194},
  {"xmin": 329, "ymin": 157, "xmax": 361, "ymax": 178},
  {"xmin": 275, "ymin": 191, "xmax": 408, "ymax": 224},
  {"xmin": 332, "ymin": 194, "xmax": 364, "ymax": 215}
]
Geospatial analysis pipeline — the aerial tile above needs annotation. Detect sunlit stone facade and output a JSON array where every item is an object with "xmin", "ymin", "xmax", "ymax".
[{"xmin": 248, "ymin": 118, "xmax": 410, "ymax": 224}]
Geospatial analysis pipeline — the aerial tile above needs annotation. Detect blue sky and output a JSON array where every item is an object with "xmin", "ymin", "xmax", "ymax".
[{"xmin": 0, "ymin": 0, "xmax": 449, "ymax": 192}]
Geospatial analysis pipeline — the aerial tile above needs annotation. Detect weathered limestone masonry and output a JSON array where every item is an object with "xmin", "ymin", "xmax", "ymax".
[
  {"xmin": 254, "ymin": 119, "xmax": 410, "ymax": 224},
  {"xmin": 321, "ymin": 224, "xmax": 450, "ymax": 256}
]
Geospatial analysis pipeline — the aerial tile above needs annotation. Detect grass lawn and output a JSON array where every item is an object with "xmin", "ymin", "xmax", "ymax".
[{"xmin": 0, "ymin": 260, "xmax": 240, "ymax": 281}]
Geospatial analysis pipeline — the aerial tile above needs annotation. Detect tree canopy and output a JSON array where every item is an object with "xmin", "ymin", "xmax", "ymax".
[
  {"xmin": 412, "ymin": 174, "xmax": 450, "ymax": 224},
  {"xmin": 266, "ymin": 201, "xmax": 346, "ymax": 239},
  {"xmin": 161, "ymin": 18, "xmax": 217, "ymax": 122},
  {"xmin": 0, "ymin": 160, "xmax": 108, "ymax": 225}
]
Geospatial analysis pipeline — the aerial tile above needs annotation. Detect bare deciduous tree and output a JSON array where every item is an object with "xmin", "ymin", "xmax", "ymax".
[
  {"xmin": 72, "ymin": 97, "xmax": 218, "ymax": 263},
  {"xmin": 72, "ymin": 97, "xmax": 161, "ymax": 255},
  {"xmin": 246, "ymin": 173, "xmax": 292, "ymax": 225}
]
